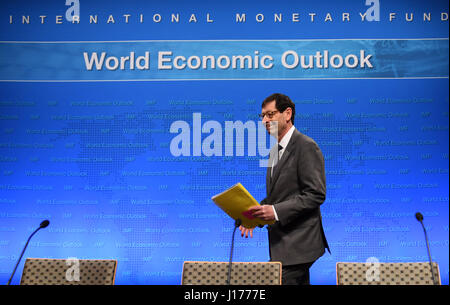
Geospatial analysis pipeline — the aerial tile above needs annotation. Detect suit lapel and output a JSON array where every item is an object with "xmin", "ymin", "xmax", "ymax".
[
  {"xmin": 269, "ymin": 149, "xmax": 291, "ymax": 194},
  {"xmin": 266, "ymin": 165, "xmax": 271, "ymax": 196},
  {"xmin": 268, "ymin": 130, "xmax": 299, "ymax": 194},
  {"xmin": 266, "ymin": 144, "xmax": 277, "ymax": 197}
]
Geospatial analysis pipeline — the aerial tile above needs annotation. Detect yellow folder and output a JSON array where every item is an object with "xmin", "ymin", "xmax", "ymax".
[{"xmin": 211, "ymin": 183, "xmax": 275, "ymax": 228}]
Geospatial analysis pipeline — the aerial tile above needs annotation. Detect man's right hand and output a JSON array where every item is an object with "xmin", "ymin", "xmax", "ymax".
[{"xmin": 239, "ymin": 226, "xmax": 254, "ymax": 238}]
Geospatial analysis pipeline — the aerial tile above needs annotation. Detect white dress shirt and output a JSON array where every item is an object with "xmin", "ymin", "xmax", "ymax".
[{"xmin": 271, "ymin": 125, "xmax": 296, "ymax": 221}]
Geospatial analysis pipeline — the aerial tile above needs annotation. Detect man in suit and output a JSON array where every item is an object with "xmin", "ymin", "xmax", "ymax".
[{"xmin": 240, "ymin": 93, "xmax": 330, "ymax": 285}]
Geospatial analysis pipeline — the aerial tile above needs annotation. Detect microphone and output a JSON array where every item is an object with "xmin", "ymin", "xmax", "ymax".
[
  {"xmin": 226, "ymin": 218, "xmax": 242, "ymax": 285},
  {"xmin": 234, "ymin": 218, "xmax": 242, "ymax": 227},
  {"xmin": 7, "ymin": 220, "xmax": 50, "ymax": 285},
  {"xmin": 40, "ymin": 220, "xmax": 50, "ymax": 228},
  {"xmin": 415, "ymin": 212, "xmax": 437, "ymax": 285},
  {"xmin": 415, "ymin": 212, "xmax": 423, "ymax": 222}
]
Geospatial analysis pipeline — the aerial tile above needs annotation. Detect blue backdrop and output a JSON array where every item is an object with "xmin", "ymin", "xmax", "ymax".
[{"xmin": 0, "ymin": 0, "xmax": 448, "ymax": 285}]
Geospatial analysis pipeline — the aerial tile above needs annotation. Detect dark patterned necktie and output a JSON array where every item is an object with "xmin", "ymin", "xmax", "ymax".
[
  {"xmin": 271, "ymin": 144, "xmax": 284, "ymax": 180},
  {"xmin": 277, "ymin": 144, "xmax": 283, "ymax": 161}
]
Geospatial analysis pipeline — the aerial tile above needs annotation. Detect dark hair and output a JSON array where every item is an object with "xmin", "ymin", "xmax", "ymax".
[{"xmin": 262, "ymin": 93, "xmax": 295, "ymax": 124}]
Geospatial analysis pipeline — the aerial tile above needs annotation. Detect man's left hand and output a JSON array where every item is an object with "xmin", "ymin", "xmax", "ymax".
[{"xmin": 247, "ymin": 205, "xmax": 275, "ymax": 221}]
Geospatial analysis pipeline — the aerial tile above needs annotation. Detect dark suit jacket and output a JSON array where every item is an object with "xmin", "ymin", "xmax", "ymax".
[{"xmin": 261, "ymin": 128, "xmax": 330, "ymax": 266}]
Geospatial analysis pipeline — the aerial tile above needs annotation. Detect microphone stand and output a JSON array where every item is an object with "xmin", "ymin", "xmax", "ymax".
[
  {"xmin": 226, "ymin": 218, "xmax": 242, "ymax": 285},
  {"xmin": 7, "ymin": 221, "xmax": 48, "ymax": 285},
  {"xmin": 418, "ymin": 219, "xmax": 437, "ymax": 285}
]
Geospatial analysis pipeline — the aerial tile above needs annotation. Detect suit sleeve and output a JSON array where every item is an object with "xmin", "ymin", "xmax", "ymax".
[{"xmin": 273, "ymin": 139, "xmax": 326, "ymax": 226}]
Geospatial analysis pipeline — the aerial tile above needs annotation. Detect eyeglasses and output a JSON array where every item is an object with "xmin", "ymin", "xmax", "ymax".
[{"xmin": 258, "ymin": 110, "xmax": 279, "ymax": 119}]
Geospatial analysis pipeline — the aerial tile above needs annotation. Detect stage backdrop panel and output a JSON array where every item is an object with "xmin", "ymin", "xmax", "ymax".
[{"xmin": 0, "ymin": 0, "xmax": 448, "ymax": 284}]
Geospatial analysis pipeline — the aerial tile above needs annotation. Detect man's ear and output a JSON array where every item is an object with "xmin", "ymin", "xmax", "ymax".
[{"xmin": 284, "ymin": 107, "xmax": 293, "ymax": 123}]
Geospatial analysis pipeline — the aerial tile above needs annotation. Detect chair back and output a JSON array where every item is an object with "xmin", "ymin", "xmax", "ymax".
[
  {"xmin": 336, "ymin": 262, "xmax": 440, "ymax": 285},
  {"xmin": 182, "ymin": 261, "xmax": 282, "ymax": 285},
  {"xmin": 20, "ymin": 258, "xmax": 117, "ymax": 285}
]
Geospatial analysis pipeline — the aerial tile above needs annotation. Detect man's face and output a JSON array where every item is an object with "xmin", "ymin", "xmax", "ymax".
[{"xmin": 261, "ymin": 100, "xmax": 284, "ymax": 137}]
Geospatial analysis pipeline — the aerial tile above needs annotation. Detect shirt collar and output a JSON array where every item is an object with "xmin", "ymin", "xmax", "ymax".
[{"xmin": 278, "ymin": 125, "xmax": 296, "ymax": 150}]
